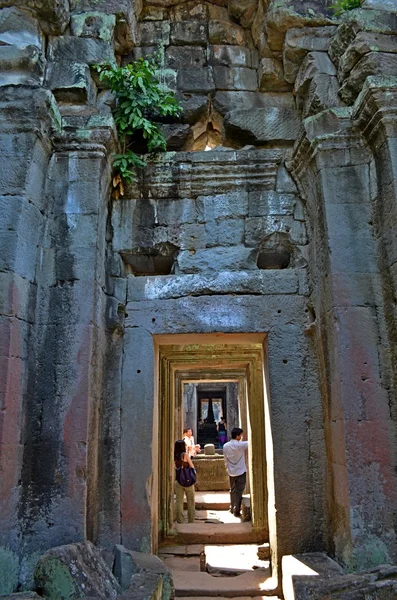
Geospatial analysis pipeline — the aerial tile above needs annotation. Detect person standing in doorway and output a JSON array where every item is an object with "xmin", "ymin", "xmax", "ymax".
[
  {"xmin": 174, "ymin": 439, "xmax": 195, "ymax": 523},
  {"xmin": 183, "ymin": 427, "xmax": 201, "ymax": 457},
  {"xmin": 217, "ymin": 417, "xmax": 227, "ymax": 448},
  {"xmin": 223, "ymin": 427, "xmax": 249, "ymax": 518}
]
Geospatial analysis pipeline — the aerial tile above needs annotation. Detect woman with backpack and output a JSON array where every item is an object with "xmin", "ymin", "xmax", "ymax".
[{"xmin": 174, "ymin": 439, "xmax": 196, "ymax": 524}]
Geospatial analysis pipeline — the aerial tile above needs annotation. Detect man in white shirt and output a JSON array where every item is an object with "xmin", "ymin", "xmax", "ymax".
[{"xmin": 223, "ymin": 427, "xmax": 249, "ymax": 517}]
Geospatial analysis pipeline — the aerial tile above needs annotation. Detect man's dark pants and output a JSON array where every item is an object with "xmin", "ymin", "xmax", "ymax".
[{"xmin": 229, "ymin": 472, "xmax": 246, "ymax": 515}]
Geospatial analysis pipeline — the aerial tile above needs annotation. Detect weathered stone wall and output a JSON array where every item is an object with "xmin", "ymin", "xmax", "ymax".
[{"xmin": 1, "ymin": 0, "xmax": 397, "ymax": 593}]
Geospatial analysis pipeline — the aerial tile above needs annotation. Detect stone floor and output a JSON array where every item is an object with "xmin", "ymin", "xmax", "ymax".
[{"xmin": 159, "ymin": 491, "xmax": 278, "ymax": 599}]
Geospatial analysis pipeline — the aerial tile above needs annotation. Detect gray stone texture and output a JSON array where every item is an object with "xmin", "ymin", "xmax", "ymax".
[
  {"xmin": 46, "ymin": 62, "xmax": 96, "ymax": 104},
  {"xmin": 47, "ymin": 36, "xmax": 115, "ymax": 65},
  {"xmin": 170, "ymin": 20, "xmax": 207, "ymax": 45},
  {"xmin": 213, "ymin": 90, "xmax": 295, "ymax": 115},
  {"xmin": 224, "ymin": 107, "xmax": 301, "ymax": 145},
  {"xmin": 283, "ymin": 26, "xmax": 337, "ymax": 84},
  {"xmin": 258, "ymin": 58, "xmax": 291, "ymax": 92},
  {"xmin": 34, "ymin": 542, "xmax": 120, "ymax": 599},
  {"xmin": 1, "ymin": 0, "xmax": 397, "ymax": 595},
  {"xmin": 340, "ymin": 52, "xmax": 397, "ymax": 104},
  {"xmin": 213, "ymin": 66, "xmax": 258, "ymax": 91}
]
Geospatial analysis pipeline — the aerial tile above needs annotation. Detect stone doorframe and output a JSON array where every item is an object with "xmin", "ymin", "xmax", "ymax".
[
  {"xmin": 157, "ymin": 338, "xmax": 270, "ymax": 545},
  {"xmin": 176, "ymin": 373, "xmax": 251, "ymax": 504}
]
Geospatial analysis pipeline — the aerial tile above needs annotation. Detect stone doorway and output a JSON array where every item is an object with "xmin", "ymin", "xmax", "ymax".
[{"xmin": 157, "ymin": 335, "xmax": 270, "ymax": 548}]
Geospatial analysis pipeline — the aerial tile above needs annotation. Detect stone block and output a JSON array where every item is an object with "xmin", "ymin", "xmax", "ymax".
[
  {"xmin": 175, "ymin": 246, "xmax": 257, "ymax": 273},
  {"xmin": 276, "ymin": 163, "xmax": 298, "ymax": 193},
  {"xmin": 362, "ymin": 0, "xmax": 397, "ymax": 11},
  {"xmin": 204, "ymin": 217, "xmax": 245, "ymax": 247},
  {"xmin": 138, "ymin": 20, "xmax": 170, "ymax": 46},
  {"xmin": 165, "ymin": 45, "xmax": 206, "ymax": 69},
  {"xmin": 154, "ymin": 223, "xmax": 206, "ymax": 250},
  {"xmin": 0, "ymin": 272, "xmax": 36, "ymax": 322},
  {"xmin": 196, "ymin": 191, "xmax": 249, "ymax": 221},
  {"xmin": 283, "ymin": 26, "xmax": 338, "ymax": 84},
  {"xmin": 209, "ymin": 45, "xmax": 253, "ymax": 67},
  {"xmin": 228, "ymin": 0, "xmax": 258, "ymax": 28},
  {"xmin": 34, "ymin": 541, "xmax": 121, "ymax": 600},
  {"xmin": 47, "ymin": 36, "xmax": 115, "ymax": 65},
  {"xmin": 340, "ymin": 52, "xmax": 397, "ymax": 104},
  {"xmin": 155, "ymin": 198, "xmax": 198, "ymax": 226},
  {"xmin": 208, "ymin": 20, "xmax": 246, "ymax": 46},
  {"xmin": 294, "ymin": 51, "xmax": 336, "ymax": 95},
  {"xmin": 0, "ymin": 196, "xmax": 42, "ymax": 280},
  {"xmin": 326, "ymin": 203, "xmax": 378, "ymax": 273},
  {"xmin": 177, "ymin": 68, "xmax": 215, "ymax": 93},
  {"xmin": 258, "ymin": 58, "xmax": 290, "ymax": 92},
  {"xmin": 70, "ymin": 0, "xmax": 139, "ymax": 52},
  {"xmin": 160, "ymin": 124, "xmax": 192, "ymax": 151},
  {"xmin": 70, "ymin": 11, "xmax": 116, "ymax": 42},
  {"xmin": 264, "ymin": 0, "xmax": 336, "ymax": 52},
  {"xmin": 169, "ymin": 1, "xmax": 208, "ymax": 21},
  {"xmin": 338, "ymin": 32, "xmax": 397, "ymax": 81},
  {"xmin": 194, "ymin": 455, "xmax": 229, "ymax": 490},
  {"xmin": 114, "ymin": 545, "xmax": 173, "ymax": 600},
  {"xmin": 303, "ymin": 74, "xmax": 341, "ymax": 117},
  {"xmin": 282, "ymin": 553, "xmax": 344, "ymax": 600},
  {"xmin": 328, "ymin": 9, "xmax": 397, "ymax": 67},
  {"xmin": 224, "ymin": 107, "xmax": 300, "ymax": 145},
  {"xmin": 248, "ymin": 191, "xmax": 296, "ymax": 217},
  {"xmin": 213, "ymin": 90, "xmax": 295, "ymax": 115},
  {"xmin": 0, "ymin": 44, "xmax": 44, "ymax": 86},
  {"xmin": 245, "ymin": 215, "xmax": 301, "ymax": 247},
  {"xmin": 47, "ymin": 62, "xmax": 96, "ymax": 104},
  {"xmin": 177, "ymin": 93, "xmax": 209, "ymax": 124},
  {"xmin": 250, "ymin": 0, "xmax": 269, "ymax": 58},
  {"xmin": 203, "ymin": 444, "xmax": 215, "ymax": 456},
  {"xmin": 213, "ymin": 66, "xmax": 257, "ymax": 91},
  {"xmin": 0, "ymin": 6, "xmax": 43, "ymax": 49},
  {"xmin": 170, "ymin": 20, "xmax": 207, "ymax": 45}
]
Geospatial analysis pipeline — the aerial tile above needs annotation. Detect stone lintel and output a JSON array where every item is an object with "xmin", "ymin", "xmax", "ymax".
[
  {"xmin": 141, "ymin": 149, "xmax": 283, "ymax": 199},
  {"xmin": 127, "ymin": 270, "xmax": 305, "ymax": 302}
]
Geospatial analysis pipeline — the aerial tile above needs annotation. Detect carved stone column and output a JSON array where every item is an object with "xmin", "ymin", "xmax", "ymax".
[
  {"xmin": 354, "ymin": 76, "xmax": 397, "ymax": 422},
  {"xmin": 19, "ymin": 115, "xmax": 117, "ymax": 554},
  {"xmin": 0, "ymin": 86, "xmax": 54, "ymax": 552},
  {"xmin": 291, "ymin": 107, "xmax": 397, "ymax": 569}
]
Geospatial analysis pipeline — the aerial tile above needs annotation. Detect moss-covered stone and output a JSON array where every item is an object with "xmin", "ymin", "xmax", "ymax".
[{"xmin": 0, "ymin": 547, "xmax": 19, "ymax": 595}]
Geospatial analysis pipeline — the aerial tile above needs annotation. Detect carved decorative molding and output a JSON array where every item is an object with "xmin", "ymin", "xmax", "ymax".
[{"xmin": 141, "ymin": 149, "xmax": 283, "ymax": 199}]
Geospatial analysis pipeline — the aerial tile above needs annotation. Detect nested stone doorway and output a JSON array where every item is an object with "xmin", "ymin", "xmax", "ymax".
[{"xmin": 157, "ymin": 336, "xmax": 270, "ymax": 545}]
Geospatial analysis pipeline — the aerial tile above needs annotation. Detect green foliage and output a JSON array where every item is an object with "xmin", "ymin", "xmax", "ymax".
[
  {"xmin": 94, "ymin": 51, "xmax": 182, "ymax": 197},
  {"xmin": 330, "ymin": 0, "xmax": 361, "ymax": 16}
]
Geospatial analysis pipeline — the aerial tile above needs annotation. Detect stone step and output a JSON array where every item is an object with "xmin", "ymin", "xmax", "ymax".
[
  {"xmin": 195, "ymin": 509, "xmax": 246, "ymax": 524},
  {"xmin": 186, "ymin": 491, "xmax": 230, "ymax": 510},
  {"xmin": 164, "ymin": 523, "xmax": 267, "ymax": 545},
  {"xmin": 173, "ymin": 570, "xmax": 278, "ymax": 597}
]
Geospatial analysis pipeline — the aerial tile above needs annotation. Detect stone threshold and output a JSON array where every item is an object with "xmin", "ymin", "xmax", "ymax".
[{"xmin": 164, "ymin": 523, "xmax": 267, "ymax": 545}]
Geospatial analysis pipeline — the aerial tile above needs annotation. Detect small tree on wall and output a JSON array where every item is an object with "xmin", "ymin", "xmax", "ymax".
[
  {"xmin": 94, "ymin": 52, "xmax": 182, "ymax": 199},
  {"xmin": 330, "ymin": 0, "xmax": 361, "ymax": 15}
]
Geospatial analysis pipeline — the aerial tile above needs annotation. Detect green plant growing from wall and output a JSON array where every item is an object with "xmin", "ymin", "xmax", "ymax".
[
  {"xmin": 330, "ymin": 0, "xmax": 361, "ymax": 16},
  {"xmin": 94, "ymin": 52, "xmax": 182, "ymax": 198}
]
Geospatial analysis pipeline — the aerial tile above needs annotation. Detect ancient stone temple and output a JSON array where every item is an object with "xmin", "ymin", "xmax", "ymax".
[{"xmin": 1, "ymin": 0, "xmax": 397, "ymax": 597}]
